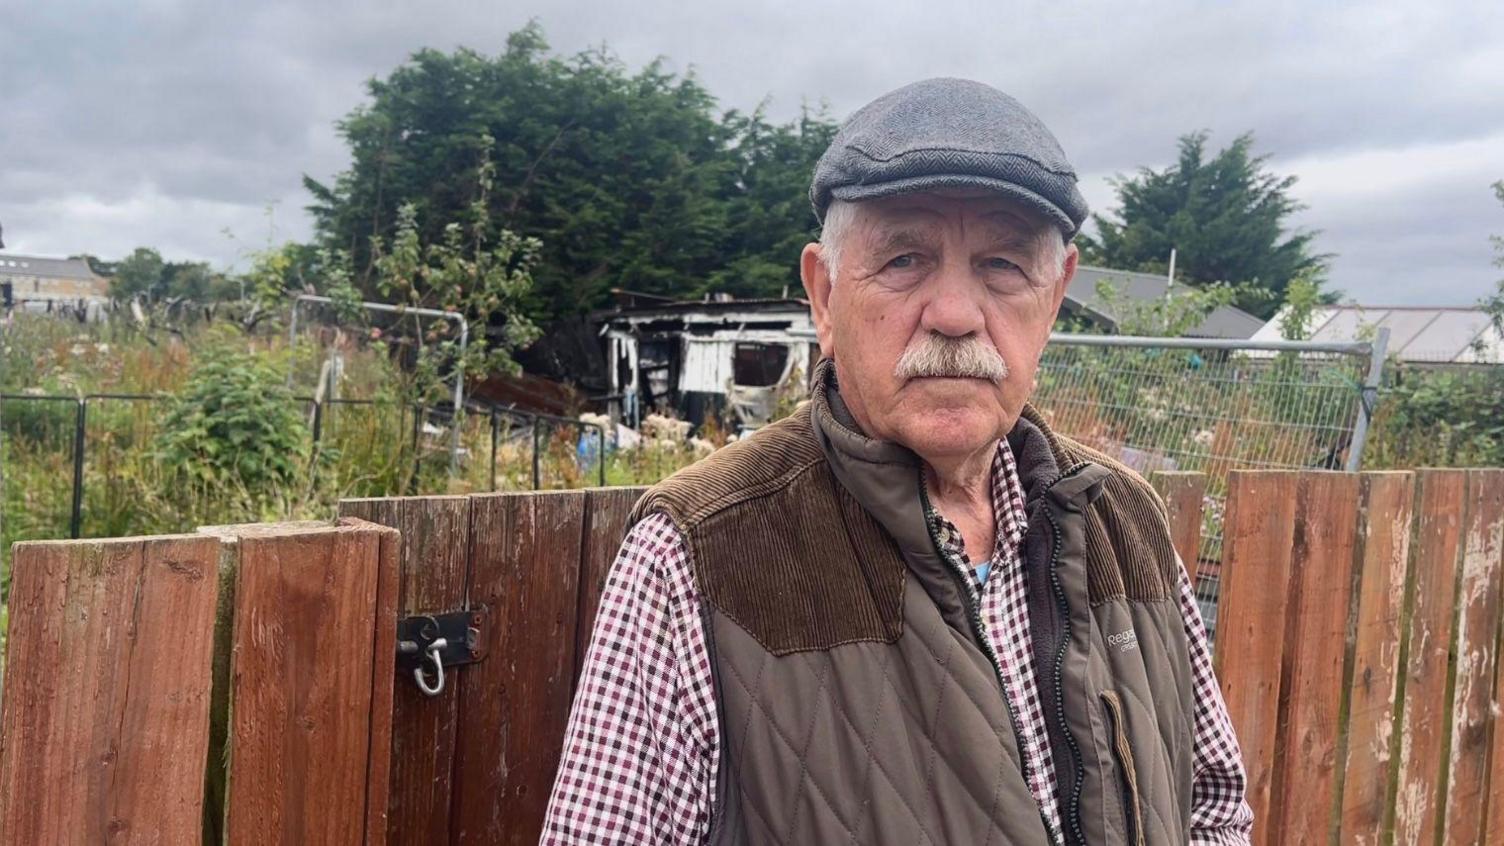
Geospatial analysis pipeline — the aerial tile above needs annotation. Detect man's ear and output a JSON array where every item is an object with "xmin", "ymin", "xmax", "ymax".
[
  {"xmin": 801, "ymin": 243, "xmax": 836, "ymax": 359},
  {"xmin": 1049, "ymin": 242, "xmax": 1079, "ymax": 319}
]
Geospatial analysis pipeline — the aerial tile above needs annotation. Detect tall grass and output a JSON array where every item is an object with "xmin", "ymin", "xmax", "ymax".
[{"xmin": 0, "ymin": 314, "xmax": 697, "ymax": 607}]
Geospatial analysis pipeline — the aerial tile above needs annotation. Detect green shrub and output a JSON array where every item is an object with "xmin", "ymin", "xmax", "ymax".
[
  {"xmin": 1369, "ymin": 364, "xmax": 1504, "ymax": 468},
  {"xmin": 153, "ymin": 341, "xmax": 314, "ymax": 500}
]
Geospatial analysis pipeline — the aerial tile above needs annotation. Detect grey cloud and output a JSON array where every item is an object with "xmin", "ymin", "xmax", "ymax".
[{"xmin": 1, "ymin": 0, "xmax": 1501, "ymax": 305}]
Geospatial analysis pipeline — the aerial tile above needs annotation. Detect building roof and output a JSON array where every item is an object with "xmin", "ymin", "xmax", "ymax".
[
  {"xmin": 1065, "ymin": 265, "xmax": 1265, "ymax": 340},
  {"xmin": 0, "ymin": 253, "xmax": 103, "ymax": 282},
  {"xmin": 1249, "ymin": 304, "xmax": 1504, "ymax": 364}
]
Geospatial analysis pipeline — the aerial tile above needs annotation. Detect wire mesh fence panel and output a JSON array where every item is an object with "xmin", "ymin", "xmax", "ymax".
[
  {"xmin": 0, "ymin": 396, "xmax": 79, "ymax": 576},
  {"xmin": 529, "ymin": 414, "xmax": 610, "ymax": 491},
  {"xmin": 80, "ymin": 396, "xmax": 174, "ymax": 541},
  {"xmin": 1031, "ymin": 336, "xmax": 1379, "ymax": 639}
]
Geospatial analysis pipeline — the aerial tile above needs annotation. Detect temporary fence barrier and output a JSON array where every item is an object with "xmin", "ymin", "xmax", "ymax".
[{"xmin": 1031, "ymin": 329, "xmax": 1390, "ymax": 639}]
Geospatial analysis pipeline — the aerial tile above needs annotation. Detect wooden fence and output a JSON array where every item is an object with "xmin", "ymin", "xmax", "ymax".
[{"xmin": 1, "ymin": 469, "xmax": 1502, "ymax": 844}]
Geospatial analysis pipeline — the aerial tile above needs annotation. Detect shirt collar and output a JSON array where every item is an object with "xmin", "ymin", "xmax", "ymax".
[{"xmin": 926, "ymin": 438, "xmax": 1030, "ymax": 569}]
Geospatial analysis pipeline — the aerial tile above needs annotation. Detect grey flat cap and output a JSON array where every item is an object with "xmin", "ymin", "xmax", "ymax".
[{"xmin": 811, "ymin": 78, "xmax": 1088, "ymax": 239}]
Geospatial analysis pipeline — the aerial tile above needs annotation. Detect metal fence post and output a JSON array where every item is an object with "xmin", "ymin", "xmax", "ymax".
[
  {"xmin": 287, "ymin": 294, "xmax": 467, "ymax": 475},
  {"xmin": 409, "ymin": 404, "xmax": 422, "ymax": 496},
  {"xmin": 1344, "ymin": 327, "xmax": 1390, "ymax": 473},
  {"xmin": 490, "ymin": 409, "xmax": 500, "ymax": 491},
  {"xmin": 70, "ymin": 398, "xmax": 86, "ymax": 539},
  {"xmin": 310, "ymin": 399, "xmax": 324, "ymax": 446},
  {"xmin": 598, "ymin": 425, "xmax": 607, "ymax": 487},
  {"xmin": 531, "ymin": 416, "xmax": 541, "ymax": 490}
]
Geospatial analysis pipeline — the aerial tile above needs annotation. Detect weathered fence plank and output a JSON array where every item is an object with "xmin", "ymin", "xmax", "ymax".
[
  {"xmin": 216, "ymin": 522, "xmax": 397, "ymax": 845},
  {"xmin": 1339, "ymin": 471, "xmax": 1415, "ymax": 845},
  {"xmin": 1214, "ymin": 470, "xmax": 1299, "ymax": 846},
  {"xmin": 574, "ymin": 486, "xmax": 645, "ymax": 683},
  {"xmin": 1441, "ymin": 469, "xmax": 1504, "ymax": 846},
  {"xmin": 1393, "ymin": 470, "xmax": 1468, "ymax": 846},
  {"xmin": 0, "ymin": 534, "xmax": 221, "ymax": 844},
  {"xmin": 341, "ymin": 496, "xmax": 472, "ymax": 844},
  {"xmin": 1486, "ymin": 528, "xmax": 1504, "ymax": 842},
  {"xmin": 1150, "ymin": 470, "xmax": 1207, "ymax": 578},
  {"xmin": 1267, "ymin": 472, "xmax": 1361, "ymax": 843},
  {"xmin": 451, "ymin": 491, "xmax": 586, "ymax": 845},
  {"xmin": 362, "ymin": 517, "xmax": 400, "ymax": 845}
]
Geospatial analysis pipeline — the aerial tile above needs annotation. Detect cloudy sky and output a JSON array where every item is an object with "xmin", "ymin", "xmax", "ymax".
[{"xmin": 4, "ymin": 0, "xmax": 1502, "ymax": 306}]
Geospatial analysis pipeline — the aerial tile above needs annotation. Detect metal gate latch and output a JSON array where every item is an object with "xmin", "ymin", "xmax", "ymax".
[{"xmin": 397, "ymin": 609, "xmax": 487, "ymax": 697}]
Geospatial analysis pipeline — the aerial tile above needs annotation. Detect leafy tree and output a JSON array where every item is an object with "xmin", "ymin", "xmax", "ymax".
[
  {"xmin": 71, "ymin": 254, "xmax": 117, "ymax": 276},
  {"xmin": 369, "ymin": 139, "xmax": 543, "ymax": 404},
  {"xmin": 1079, "ymin": 132, "xmax": 1330, "ymax": 318},
  {"xmin": 109, "ymin": 250, "xmax": 238, "ymax": 303},
  {"xmin": 1276, "ymin": 271, "xmax": 1324, "ymax": 341},
  {"xmin": 111, "ymin": 247, "xmax": 166, "ymax": 301},
  {"xmin": 305, "ymin": 23, "xmax": 835, "ymax": 320},
  {"xmin": 707, "ymin": 106, "xmax": 837, "ymax": 298},
  {"xmin": 162, "ymin": 261, "xmax": 216, "ymax": 300}
]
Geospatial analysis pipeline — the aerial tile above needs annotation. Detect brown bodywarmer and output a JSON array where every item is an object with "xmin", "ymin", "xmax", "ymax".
[{"xmin": 630, "ymin": 360, "xmax": 1195, "ymax": 845}]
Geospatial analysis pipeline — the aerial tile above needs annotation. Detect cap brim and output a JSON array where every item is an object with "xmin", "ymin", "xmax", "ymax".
[{"xmin": 829, "ymin": 174, "xmax": 1078, "ymax": 240}]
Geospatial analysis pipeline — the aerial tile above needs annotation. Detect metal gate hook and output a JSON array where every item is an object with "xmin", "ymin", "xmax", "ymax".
[{"xmin": 414, "ymin": 637, "xmax": 448, "ymax": 697}]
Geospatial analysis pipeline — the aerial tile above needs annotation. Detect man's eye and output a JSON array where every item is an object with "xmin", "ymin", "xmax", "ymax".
[
  {"xmin": 888, "ymin": 254, "xmax": 917, "ymax": 269},
  {"xmin": 985, "ymin": 257, "xmax": 1020, "ymax": 271}
]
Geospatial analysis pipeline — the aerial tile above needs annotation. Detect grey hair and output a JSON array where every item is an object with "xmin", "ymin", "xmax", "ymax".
[
  {"xmin": 817, "ymin": 199, "xmax": 859, "ymax": 277},
  {"xmin": 817, "ymin": 197, "xmax": 1068, "ymax": 282}
]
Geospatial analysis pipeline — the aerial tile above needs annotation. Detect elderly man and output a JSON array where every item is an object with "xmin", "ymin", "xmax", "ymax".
[{"xmin": 544, "ymin": 78, "xmax": 1253, "ymax": 845}]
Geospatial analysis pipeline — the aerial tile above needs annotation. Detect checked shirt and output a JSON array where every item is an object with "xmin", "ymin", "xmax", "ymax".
[{"xmin": 543, "ymin": 438, "xmax": 1254, "ymax": 845}]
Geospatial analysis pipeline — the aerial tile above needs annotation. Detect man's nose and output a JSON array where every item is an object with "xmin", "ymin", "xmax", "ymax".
[{"xmin": 918, "ymin": 258, "xmax": 986, "ymax": 338}]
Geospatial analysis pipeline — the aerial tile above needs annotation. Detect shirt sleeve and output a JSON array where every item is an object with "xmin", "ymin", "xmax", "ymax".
[
  {"xmin": 541, "ymin": 512, "xmax": 720, "ymax": 845},
  {"xmin": 1177, "ymin": 558, "xmax": 1256, "ymax": 846}
]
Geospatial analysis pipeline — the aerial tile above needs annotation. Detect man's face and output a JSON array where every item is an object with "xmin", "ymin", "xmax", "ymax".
[{"xmin": 801, "ymin": 192, "xmax": 1077, "ymax": 461}]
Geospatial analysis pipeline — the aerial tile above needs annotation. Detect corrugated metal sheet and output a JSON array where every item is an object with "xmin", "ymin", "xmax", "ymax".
[{"xmin": 1249, "ymin": 305, "xmax": 1503, "ymax": 364}]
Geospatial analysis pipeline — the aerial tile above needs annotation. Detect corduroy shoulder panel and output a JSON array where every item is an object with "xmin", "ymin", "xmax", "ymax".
[
  {"xmin": 629, "ymin": 403, "xmax": 825, "ymax": 528},
  {"xmin": 1020, "ymin": 404, "xmax": 1181, "ymax": 604},
  {"xmin": 631, "ymin": 403, "xmax": 906, "ymax": 655}
]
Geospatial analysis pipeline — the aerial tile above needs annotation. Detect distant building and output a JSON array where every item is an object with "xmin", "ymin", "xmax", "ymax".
[
  {"xmin": 1062, "ymin": 265, "xmax": 1265, "ymax": 339},
  {"xmin": 1249, "ymin": 304, "xmax": 1503, "ymax": 365},
  {"xmin": 0, "ymin": 253, "xmax": 111, "ymax": 318}
]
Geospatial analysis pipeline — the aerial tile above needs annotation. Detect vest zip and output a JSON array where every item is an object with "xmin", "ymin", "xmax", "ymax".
[
  {"xmin": 1100, "ymin": 691, "xmax": 1145, "ymax": 846},
  {"xmin": 915, "ymin": 468, "xmax": 1056, "ymax": 842},
  {"xmin": 1039, "ymin": 461, "xmax": 1094, "ymax": 846}
]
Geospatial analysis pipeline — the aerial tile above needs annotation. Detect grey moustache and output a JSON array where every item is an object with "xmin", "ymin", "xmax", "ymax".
[{"xmin": 894, "ymin": 335, "xmax": 1009, "ymax": 383}]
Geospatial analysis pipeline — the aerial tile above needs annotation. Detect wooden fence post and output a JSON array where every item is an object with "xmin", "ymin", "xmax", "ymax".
[
  {"xmin": 202, "ymin": 519, "xmax": 398, "ymax": 845},
  {"xmin": 1393, "ymin": 470, "xmax": 1468, "ymax": 846},
  {"xmin": 1215, "ymin": 470, "xmax": 1299, "ymax": 846},
  {"xmin": 0, "ymin": 535, "xmax": 222, "ymax": 843},
  {"xmin": 1339, "ymin": 471, "xmax": 1415, "ymax": 844},
  {"xmin": 1149, "ymin": 471, "xmax": 1206, "ymax": 578}
]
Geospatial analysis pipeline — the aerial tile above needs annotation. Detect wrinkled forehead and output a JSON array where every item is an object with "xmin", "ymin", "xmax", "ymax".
[{"xmin": 852, "ymin": 191, "xmax": 1048, "ymax": 242}]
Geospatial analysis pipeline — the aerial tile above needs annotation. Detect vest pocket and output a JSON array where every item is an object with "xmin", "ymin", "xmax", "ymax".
[{"xmin": 1101, "ymin": 691, "xmax": 1145, "ymax": 846}]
